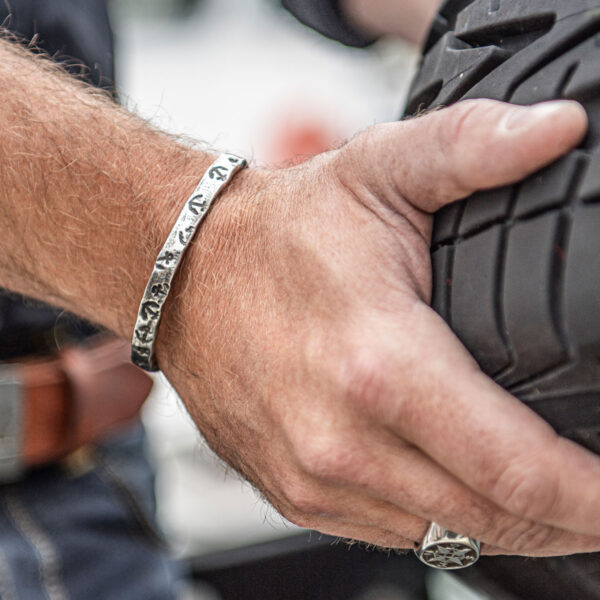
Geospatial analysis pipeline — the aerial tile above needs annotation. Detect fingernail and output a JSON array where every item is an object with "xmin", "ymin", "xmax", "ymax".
[{"xmin": 503, "ymin": 101, "xmax": 582, "ymax": 132}]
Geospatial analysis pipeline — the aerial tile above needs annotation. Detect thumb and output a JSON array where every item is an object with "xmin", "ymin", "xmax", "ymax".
[{"xmin": 342, "ymin": 99, "xmax": 588, "ymax": 213}]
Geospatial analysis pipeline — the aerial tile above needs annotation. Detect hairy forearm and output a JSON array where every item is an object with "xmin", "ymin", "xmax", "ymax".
[
  {"xmin": 0, "ymin": 36, "xmax": 228, "ymax": 338},
  {"xmin": 342, "ymin": 0, "xmax": 441, "ymax": 44}
]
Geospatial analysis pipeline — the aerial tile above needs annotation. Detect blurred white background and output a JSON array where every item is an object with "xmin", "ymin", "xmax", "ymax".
[{"xmin": 112, "ymin": 0, "xmax": 418, "ymax": 557}]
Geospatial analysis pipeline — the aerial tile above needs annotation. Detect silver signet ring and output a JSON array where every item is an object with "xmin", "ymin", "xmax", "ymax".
[{"xmin": 414, "ymin": 522, "xmax": 481, "ymax": 570}]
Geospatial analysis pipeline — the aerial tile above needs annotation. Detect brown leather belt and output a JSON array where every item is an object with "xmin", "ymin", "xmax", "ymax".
[{"xmin": 0, "ymin": 336, "xmax": 153, "ymax": 482}]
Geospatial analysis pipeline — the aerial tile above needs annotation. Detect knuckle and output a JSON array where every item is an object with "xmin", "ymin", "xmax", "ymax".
[
  {"xmin": 442, "ymin": 99, "xmax": 492, "ymax": 195},
  {"xmin": 334, "ymin": 336, "xmax": 435, "ymax": 432},
  {"xmin": 337, "ymin": 346, "xmax": 391, "ymax": 417},
  {"xmin": 445, "ymin": 100, "xmax": 484, "ymax": 144},
  {"xmin": 279, "ymin": 478, "xmax": 329, "ymax": 522},
  {"xmin": 490, "ymin": 457, "xmax": 560, "ymax": 522},
  {"xmin": 295, "ymin": 433, "xmax": 361, "ymax": 483},
  {"xmin": 280, "ymin": 503, "xmax": 319, "ymax": 530},
  {"xmin": 493, "ymin": 518, "xmax": 555, "ymax": 554}
]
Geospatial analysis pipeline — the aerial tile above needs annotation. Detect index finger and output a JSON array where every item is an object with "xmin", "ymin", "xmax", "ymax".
[{"xmin": 387, "ymin": 303, "xmax": 600, "ymax": 537}]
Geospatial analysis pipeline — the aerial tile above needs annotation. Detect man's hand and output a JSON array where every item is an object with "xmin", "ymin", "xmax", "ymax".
[
  {"xmin": 0, "ymin": 38, "xmax": 597, "ymax": 557},
  {"xmin": 158, "ymin": 99, "xmax": 600, "ymax": 557},
  {"xmin": 342, "ymin": 0, "xmax": 442, "ymax": 45}
]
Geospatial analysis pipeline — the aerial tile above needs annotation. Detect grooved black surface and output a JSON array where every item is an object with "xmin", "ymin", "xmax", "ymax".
[
  {"xmin": 431, "ymin": 245, "xmax": 453, "ymax": 323},
  {"xmin": 405, "ymin": 1, "xmax": 600, "ymax": 596},
  {"xmin": 431, "ymin": 202, "xmax": 464, "ymax": 246},
  {"xmin": 458, "ymin": 187, "xmax": 512, "ymax": 237},
  {"xmin": 580, "ymin": 152, "xmax": 600, "ymax": 202},
  {"xmin": 565, "ymin": 204, "xmax": 600, "ymax": 348},
  {"xmin": 500, "ymin": 213, "xmax": 567, "ymax": 386},
  {"xmin": 451, "ymin": 226, "xmax": 511, "ymax": 375},
  {"xmin": 513, "ymin": 154, "xmax": 582, "ymax": 218},
  {"xmin": 407, "ymin": 0, "xmax": 600, "ymax": 435}
]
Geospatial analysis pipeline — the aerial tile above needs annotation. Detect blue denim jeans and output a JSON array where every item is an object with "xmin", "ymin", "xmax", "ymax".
[{"xmin": 0, "ymin": 422, "xmax": 178, "ymax": 600}]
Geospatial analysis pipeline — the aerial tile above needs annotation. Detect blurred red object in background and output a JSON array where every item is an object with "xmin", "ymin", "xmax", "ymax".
[{"xmin": 266, "ymin": 110, "xmax": 342, "ymax": 166}]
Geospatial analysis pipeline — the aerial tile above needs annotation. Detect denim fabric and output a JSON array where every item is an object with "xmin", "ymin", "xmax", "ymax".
[{"xmin": 0, "ymin": 423, "xmax": 178, "ymax": 600}]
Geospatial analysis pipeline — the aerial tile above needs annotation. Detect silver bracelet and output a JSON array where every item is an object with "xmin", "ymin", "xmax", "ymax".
[{"xmin": 131, "ymin": 153, "xmax": 247, "ymax": 371}]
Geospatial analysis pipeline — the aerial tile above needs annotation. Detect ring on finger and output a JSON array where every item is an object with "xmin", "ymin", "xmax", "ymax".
[{"xmin": 414, "ymin": 522, "xmax": 481, "ymax": 570}]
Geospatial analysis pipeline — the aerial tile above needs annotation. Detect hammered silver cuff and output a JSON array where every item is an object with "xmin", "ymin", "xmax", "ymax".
[{"xmin": 131, "ymin": 153, "xmax": 247, "ymax": 371}]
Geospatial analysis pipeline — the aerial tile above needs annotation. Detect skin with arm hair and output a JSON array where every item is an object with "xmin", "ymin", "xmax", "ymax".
[
  {"xmin": 342, "ymin": 0, "xmax": 442, "ymax": 45},
  {"xmin": 2, "ymin": 36, "xmax": 600, "ymax": 557}
]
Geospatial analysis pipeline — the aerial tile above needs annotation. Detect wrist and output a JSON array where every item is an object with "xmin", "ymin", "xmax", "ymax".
[
  {"xmin": 112, "ymin": 147, "xmax": 216, "ymax": 339},
  {"xmin": 151, "ymin": 164, "xmax": 271, "ymax": 372}
]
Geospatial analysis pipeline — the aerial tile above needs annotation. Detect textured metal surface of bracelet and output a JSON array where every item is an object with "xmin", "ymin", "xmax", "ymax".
[{"xmin": 131, "ymin": 153, "xmax": 247, "ymax": 371}]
